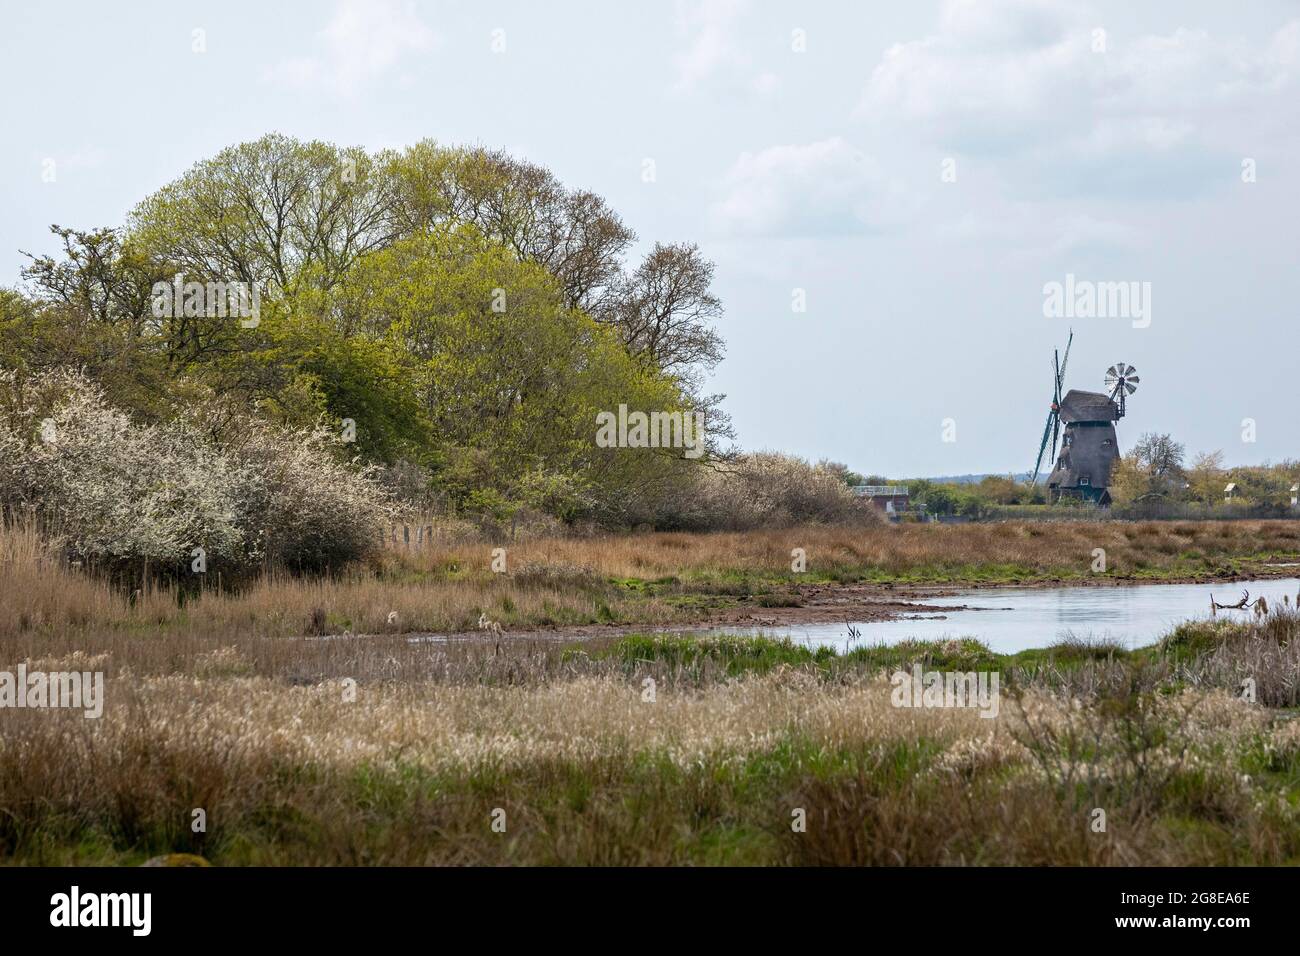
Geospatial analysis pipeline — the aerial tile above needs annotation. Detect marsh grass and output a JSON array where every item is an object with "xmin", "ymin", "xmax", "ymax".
[
  {"xmin": 3, "ymin": 520, "xmax": 1300, "ymax": 865},
  {"xmin": 5, "ymin": 518, "xmax": 1299, "ymax": 643},
  {"xmin": 594, "ymin": 633, "xmax": 838, "ymax": 676},
  {"xmin": 2, "ymin": 661, "xmax": 1296, "ymax": 865},
  {"xmin": 381, "ymin": 518, "xmax": 1300, "ymax": 586}
]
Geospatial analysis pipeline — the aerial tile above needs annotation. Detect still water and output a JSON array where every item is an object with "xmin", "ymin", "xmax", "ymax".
[{"xmin": 704, "ymin": 577, "xmax": 1300, "ymax": 654}]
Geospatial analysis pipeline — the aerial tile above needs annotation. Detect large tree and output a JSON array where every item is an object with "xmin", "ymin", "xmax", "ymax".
[
  {"xmin": 129, "ymin": 134, "xmax": 393, "ymax": 294},
  {"xmin": 606, "ymin": 242, "xmax": 724, "ymax": 382},
  {"xmin": 334, "ymin": 225, "xmax": 697, "ymax": 514},
  {"xmin": 126, "ymin": 135, "xmax": 725, "ymax": 390},
  {"xmin": 1111, "ymin": 432, "xmax": 1187, "ymax": 503},
  {"xmin": 1187, "ymin": 450, "xmax": 1225, "ymax": 504},
  {"xmin": 383, "ymin": 142, "xmax": 634, "ymax": 316}
]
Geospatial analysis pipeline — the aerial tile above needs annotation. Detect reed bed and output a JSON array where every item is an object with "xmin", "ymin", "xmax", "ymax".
[
  {"xmin": 2, "ymin": 664, "xmax": 1295, "ymax": 865},
  {"xmin": 4, "ymin": 519, "xmax": 1299, "ymax": 643},
  {"xmin": 380, "ymin": 518, "xmax": 1300, "ymax": 582},
  {"xmin": 3, "ymin": 520, "xmax": 1300, "ymax": 865}
]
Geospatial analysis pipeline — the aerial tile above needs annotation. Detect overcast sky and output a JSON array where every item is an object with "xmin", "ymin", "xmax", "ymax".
[{"xmin": 2, "ymin": 0, "xmax": 1297, "ymax": 477}]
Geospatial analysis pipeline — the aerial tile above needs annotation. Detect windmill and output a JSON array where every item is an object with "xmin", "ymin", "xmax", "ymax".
[
  {"xmin": 1030, "ymin": 331, "xmax": 1072, "ymax": 486},
  {"xmin": 1031, "ymin": 337, "xmax": 1142, "ymax": 506},
  {"xmin": 1104, "ymin": 363, "xmax": 1140, "ymax": 418}
]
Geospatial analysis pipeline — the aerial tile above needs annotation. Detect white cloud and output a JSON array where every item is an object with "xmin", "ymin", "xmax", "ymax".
[
  {"xmin": 672, "ymin": 0, "xmax": 779, "ymax": 94},
  {"xmin": 861, "ymin": 2, "xmax": 1086, "ymax": 146},
  {"xmin": 264, "ymin": 0, "xmax": 436, "ymax": 99},
  {"xmin": 709, "ymin": 137, "xmax": 911, "ymax": 237},
  {"xmin": 858, "ymin": 0, "xmax": 1299, "ymax": 197},
  {"xmin": 673, "ymin": 0, "xmax": 749, "ymax": 90}
]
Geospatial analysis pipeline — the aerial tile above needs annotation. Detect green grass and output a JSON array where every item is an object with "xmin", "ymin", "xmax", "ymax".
[
  {"xmin": 588, "ymin": 632, "xmax": 1138, "ymax": 679},
  {"xmin": 594, "ymin": 633, "xmax": 838, "ymax": 675},
  {"xmin": 841, "ymin": 637, "xmax": 1003, "ymax": 671}
]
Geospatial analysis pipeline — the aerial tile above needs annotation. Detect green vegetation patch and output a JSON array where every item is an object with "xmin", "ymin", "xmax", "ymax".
[{"xmin": 601, "ymin": 633, "xmax": 838, "ymax": 675}]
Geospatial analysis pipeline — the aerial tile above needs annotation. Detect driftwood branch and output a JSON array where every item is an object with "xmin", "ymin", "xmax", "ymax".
[
  {"xmin": 1211, "ymin": 589, "xmax": 1251, "ymax": 611},
  {"xmin": 1209, "ymin": 590, "xmax": 1269, "ymax": 617}
]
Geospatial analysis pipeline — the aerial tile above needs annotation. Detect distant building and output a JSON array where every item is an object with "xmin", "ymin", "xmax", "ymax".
[{"xmin": 852, "ymin": 485, "xmax": 910, "ymax": 514}]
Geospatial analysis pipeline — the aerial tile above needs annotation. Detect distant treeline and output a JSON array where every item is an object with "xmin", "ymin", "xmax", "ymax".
[{"xmin": 897, "ymin": 435, "xmax": 1298, "ymax": 519}]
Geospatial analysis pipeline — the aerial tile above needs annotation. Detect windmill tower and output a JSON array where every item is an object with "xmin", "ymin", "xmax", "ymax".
[{"xmin": 1030, "ymin": 338, "xmax": 1140, "ymax": 506}]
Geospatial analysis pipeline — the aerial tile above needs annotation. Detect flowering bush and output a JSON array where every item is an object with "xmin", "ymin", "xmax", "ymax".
[
  {"xmin": 217, "ymin": 414, "xmax": 396, "ymax": 571},
  {"xmin": 657, "ymin": 452, "xmax": 876, "ymax": 530},
  {"xmin": 0, "ymin": 369, "xmax": 393, "ymax": 574}
]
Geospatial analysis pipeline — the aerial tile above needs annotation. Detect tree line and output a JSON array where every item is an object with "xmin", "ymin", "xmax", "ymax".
[{"xmin": 2, "ymin": 134, "xmax": 864, "ymax": 540}]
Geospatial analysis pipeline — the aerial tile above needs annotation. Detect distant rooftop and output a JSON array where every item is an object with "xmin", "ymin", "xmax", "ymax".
[{"xmin": 852, "ymin": 485, "xmax": 909, "ymax": 497}]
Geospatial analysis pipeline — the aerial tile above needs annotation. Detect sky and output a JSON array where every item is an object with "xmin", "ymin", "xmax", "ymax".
[{"xmin": 2, "ymin": 0, "xmax": 1297, "ymax": 477}]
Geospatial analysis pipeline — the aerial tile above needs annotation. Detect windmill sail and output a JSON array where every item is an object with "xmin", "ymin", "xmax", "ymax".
[{"xmin": 1030, "ymin": 332, "xmax": 1072, "ymax": 486}]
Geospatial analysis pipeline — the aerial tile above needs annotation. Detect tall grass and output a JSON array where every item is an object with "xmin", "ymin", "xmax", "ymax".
[
  {"xmin": 1, "ymin": 665, "xmax": 1295, "ymax": 865},
  {"xmin": 4, "ymin": 518, "xmax": 1300, "ymax": 866},
  {"xmin": 4, "ymin": 518, "xmax": 1299, "ymax": 644},
  {"xmin": 379, "ymin": 518, "xmax": 1300, "ymax": 583}
]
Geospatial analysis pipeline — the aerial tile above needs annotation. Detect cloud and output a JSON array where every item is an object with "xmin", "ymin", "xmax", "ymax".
[
  {"xmin": 672, "ymin": 0, "xmax": 780, "ymax": 94},
  {"xmin": 857, "ymin": 0, "xmax": 1299, "ymax": 198},
  {"xmin": 708, "ymin": 137, "xmax": 911, "ymax": 237},
  {"xmin": 263, "ymin": 0, "xmax": 435, "ymax": 99},
  {"xmin": 672, "ymin": 0, "xmax": 748, "ymax": 90}
]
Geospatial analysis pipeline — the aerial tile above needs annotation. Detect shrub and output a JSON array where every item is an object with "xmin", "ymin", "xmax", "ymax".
[
  {"xmin": 0, "ymin": 369, "xmax": 393, "ymax": 576},
  {"xmin": 214, "ymin": 412, "xmax": 396, "ymax": 572},
  {"xmin": 680, "ymin": 452, "xmax": 878, "ymax": 530}
]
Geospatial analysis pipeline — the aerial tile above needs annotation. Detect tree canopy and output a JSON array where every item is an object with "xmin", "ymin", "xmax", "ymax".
[{"xmin": 5, "ymin": 134, "xmax": 731, "ymax": 528}]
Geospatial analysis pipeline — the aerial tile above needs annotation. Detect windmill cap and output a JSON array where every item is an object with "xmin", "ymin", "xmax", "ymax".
[{"xmin": 1058, "ymin": 389, "xmax": 1120, "ymax": 423}]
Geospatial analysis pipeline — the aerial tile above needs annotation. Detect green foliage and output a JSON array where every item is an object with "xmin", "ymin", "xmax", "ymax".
[
  {"xmin": 601, "ymin": 634, "xmax": 838, "ymax": 675},
  {"xmin": 335, "ymin": 227, "xmax": 692, "ymax": 517},
  {"xmin": 270, "ymin": 308, "xmax": 433, "ymax": 463},
  {"xmin": 841, "ymin": 637, "xmax": 1001, "ymax": 672},
  {"xmin": 127, "ymin": 134, "xmax": 387, "ymax": 295},
  {"xmin": 4, "ymin": 134, "xmax": 739, "ymax": 531}
]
